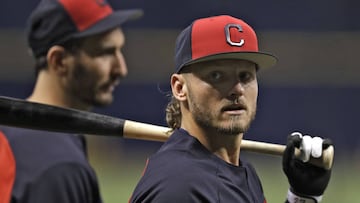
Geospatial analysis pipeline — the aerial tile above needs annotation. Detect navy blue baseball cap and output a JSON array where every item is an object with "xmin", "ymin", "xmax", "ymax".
[
  {"xmin": 174, "ymin": 15, "xmax": 277, "ymax": 73},
  {"xmin": 27, "ymin": 0, "xmax": 143, "ymax": 58}
]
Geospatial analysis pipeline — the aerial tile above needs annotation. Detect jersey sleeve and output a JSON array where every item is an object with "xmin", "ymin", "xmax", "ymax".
[
  {"xmin": 21, "ymin": 163, "xmax": 102, "ymax": 203},
  {"xmin": 0, "ymin": 131, "xmax": 15, "ymax": 203}
]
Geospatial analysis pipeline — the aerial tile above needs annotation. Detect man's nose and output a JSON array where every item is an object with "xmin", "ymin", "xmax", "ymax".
[{"xmin": 113, "ymin": 50, "xmax": 128, "ymax": 78}]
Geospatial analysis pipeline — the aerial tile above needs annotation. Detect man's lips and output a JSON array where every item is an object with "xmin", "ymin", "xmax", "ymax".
[
  {"xmin": 101, "ymin": 81, "xmax": 119, "ymax": 92},
  {"xmin": 222, "ymin": 104, "xmax": 247, "ymax": 113}
]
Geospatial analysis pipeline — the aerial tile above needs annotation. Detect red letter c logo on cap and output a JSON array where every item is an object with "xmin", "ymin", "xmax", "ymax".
[{"xmin": 225, "ymin": 24, "xmax": 244, "ymax": 47}]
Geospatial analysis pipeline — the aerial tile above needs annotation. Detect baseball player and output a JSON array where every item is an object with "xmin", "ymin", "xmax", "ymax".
[
  {"xmin": 129, "ymin": 15, "xmax": 333, "ymax": 203},
  {"xmin": 0, "ymin": 0, "xmax": 142, "ymax": 202}
]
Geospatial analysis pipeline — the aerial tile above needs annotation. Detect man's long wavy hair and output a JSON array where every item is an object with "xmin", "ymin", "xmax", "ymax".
[
  {"xmin": 165, "ymin": 65, "xmax": 194, "ymax": 130},
  {"xmin": 165, "ymin": 95, "xmax": 182, "ymax": 130}
]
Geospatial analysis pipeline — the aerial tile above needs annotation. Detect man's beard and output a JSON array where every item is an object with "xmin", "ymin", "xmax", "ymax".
[
  {"xmin": 67, "ymin": 62, "xmax": 112, "ymax": 107},
  {"xmin": 188, "ymin": 92, "xmax": 256, "ymax": 136}
]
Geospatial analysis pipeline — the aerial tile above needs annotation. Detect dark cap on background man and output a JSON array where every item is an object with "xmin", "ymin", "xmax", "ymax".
[
  {"xmin": 174, "ymin": 15, "xmax": 277, "ymax": 73},
  {"xmin": 27, "ymin": 0, "xmax": 143, "ymax": 58}
]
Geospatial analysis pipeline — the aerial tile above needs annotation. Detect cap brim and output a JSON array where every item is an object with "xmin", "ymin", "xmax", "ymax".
[
  {"xmin": 185, "ymin": 52, "xmax": 278, "ymax": 69},
  {"xmin": 73, "ymin": 9, "xmax": 143, "ymax": 38}
]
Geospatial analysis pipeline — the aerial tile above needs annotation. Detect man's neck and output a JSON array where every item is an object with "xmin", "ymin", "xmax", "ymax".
[
  {"xmin": 28, "ymin": 71, "xmax": 92, "ymax": 111},
  {"xmin": 182, "ymin": 121, "xmax": 243, "ymax": 166}
]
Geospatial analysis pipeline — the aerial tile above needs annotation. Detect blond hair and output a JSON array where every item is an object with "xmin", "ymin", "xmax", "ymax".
[{"xmin": 165, "ymin": 95, "xmax": 182, "ymax": 129}]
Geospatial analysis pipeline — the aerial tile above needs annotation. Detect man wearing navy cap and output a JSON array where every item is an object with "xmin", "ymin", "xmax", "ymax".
[
  {"xmin": 130, "ymin": 15, "xmax": 333, "ymax": 203},
  {"xmin": 0, "ymin": 0, "xmax": 142, "ymax": 202}
]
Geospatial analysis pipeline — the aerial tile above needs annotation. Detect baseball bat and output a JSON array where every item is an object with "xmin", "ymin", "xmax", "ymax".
[{"xmin": 0, "ymin": 96, "xmax": 333, "ymax": 169}]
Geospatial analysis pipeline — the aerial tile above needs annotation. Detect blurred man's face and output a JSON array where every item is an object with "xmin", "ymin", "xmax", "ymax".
[{"xmin": 65, "ymin": 28, "xmax": 128, "ymax": 107}]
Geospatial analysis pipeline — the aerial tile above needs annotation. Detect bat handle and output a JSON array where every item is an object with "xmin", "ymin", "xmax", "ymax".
[
  {"xmin": 240, "ymin": 140, "xmax": 334, "ymax": 170},
  {"xmin": 123, "ymin": 120, "xmax": 171, "ymax": 142}
]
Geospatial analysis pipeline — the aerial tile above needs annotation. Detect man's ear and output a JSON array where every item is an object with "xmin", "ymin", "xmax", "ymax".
[
  {"xmin": 46, "ymin": 45, "xmax": 68, "ymax": 75},
  {"xmin": 171, "ymin": 74, "xmax": 187, "ymax": 101}
]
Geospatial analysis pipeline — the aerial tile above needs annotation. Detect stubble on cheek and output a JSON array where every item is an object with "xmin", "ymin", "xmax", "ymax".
[{"xmin": 68, "ymin": 63, "xmax": 101, "ymax": 105}]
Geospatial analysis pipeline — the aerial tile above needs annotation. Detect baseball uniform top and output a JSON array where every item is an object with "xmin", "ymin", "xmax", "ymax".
[
  {"xmin": 1, "ymin": 126, "xmax": 102, "ymax": 203},
  {"xmin": 0, "ymin": 131, "xmax": 15, "ymax": 203},
  {"xmin": 130, "ymin": 128, "xmax": 267, "ymax": 203}
]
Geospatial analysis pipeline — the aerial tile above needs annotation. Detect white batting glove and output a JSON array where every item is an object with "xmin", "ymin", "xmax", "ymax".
[{"xmin": 293, "ymin": 132, "xmax": 324, "ymax": 163}]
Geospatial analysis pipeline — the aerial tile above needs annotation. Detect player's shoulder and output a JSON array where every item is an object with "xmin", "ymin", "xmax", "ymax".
[
  {"xmin": 142, "ymin": 146, "xmax": 219, "ymax": 187},
  {"xmin": 239, "ymin": 158, "xmax": 259, "ymax": 174},
  {"xmin": 1, "ymin": 126, "xmax": 89, "ymax": 171},
  {"xmin": 11, "ymin": 161, "xmax": 100, "ymax": 202},
  {"xmin": 148, "ymin": 133, "xmax": 219, "ymax": 174},
  {"xmin": 2, "ymin": 126, "xmax": 85, "ymax": 153}
]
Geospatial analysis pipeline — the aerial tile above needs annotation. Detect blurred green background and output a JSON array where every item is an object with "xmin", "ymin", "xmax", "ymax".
[{"xmin": 88, "ymin": 136, "xmax": 359, "ymax": 203}]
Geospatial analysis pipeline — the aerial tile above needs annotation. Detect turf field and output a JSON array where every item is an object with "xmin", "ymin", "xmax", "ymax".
[{"xmin": 88, "ymin": 137, "xmax": 359, "ymax": 203}]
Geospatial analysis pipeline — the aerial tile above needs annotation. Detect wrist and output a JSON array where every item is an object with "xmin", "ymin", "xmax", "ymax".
[{"xmin": 287, "ymin": 189, "xmax": 323, "ymax": 203}]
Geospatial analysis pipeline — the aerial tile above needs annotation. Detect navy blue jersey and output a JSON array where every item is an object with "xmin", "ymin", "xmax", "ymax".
[
  {"xmin": 1, "ymin": 126, "xmax": 102, "ymax": 203},
  {"xmin": 130, "ymin": 128, "xmax": 266, "ymax": 203}
]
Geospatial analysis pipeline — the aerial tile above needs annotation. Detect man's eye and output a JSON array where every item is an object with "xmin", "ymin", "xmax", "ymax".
[
  {"xmin": 239, "ymin": 72, "xmax": 253, "ymax": 83},
  {"xmin": 90, "ymin": 48, "xmax": 115, "ymax": 57},
  {"xmin": 100, "ymin": 49, "xmax": 114, "ymax": 55},
  {"xmin": 210, "ymin": 72, "xmax": 222, "ymax": 81}
]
